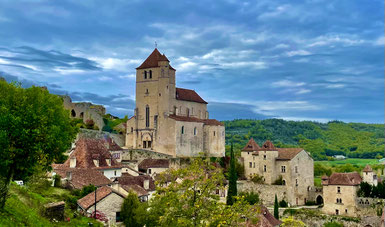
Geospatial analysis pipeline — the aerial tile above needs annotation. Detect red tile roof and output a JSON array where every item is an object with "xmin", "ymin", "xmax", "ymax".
[
  {"xmin": 259, "ymin": 206, "xmax": 282, "ymax": 227},
  {"xmin": 168, "ymin": 114, "xmax": 223, "ymax": 126},
  {"xmin": 363, "ymin": 165, "xmax": 373, "ymax": 172},
  {"xmin": 115, "ymin": 175, "xmax": 156, "ymax": 191},
  {"xmin": 105, "ymin": 137, "xmax": 123, "ymax": 151},
  {"xmin": 77, "ymin": 186, "xmax": 124, "ymax": 210},
  {"xmin": 242, "ymin": 138, "xmax": 260, "ymax": 151},
  {"xmin": 53, "ymin": 168, "xmax": 111, "ymax": 189},
  {"xmin": 258, "ymin": 140, "xmax": 277, "ymax": 151},
  {"xmin": 121, "ymin": 184, "xmax": 149, "ymax": 197},
  {"xmin": 326, "ymin": 172, "xmax": 362, "ymax": 186},
  {"xmin": 276, "ymin": 148, "xmax": 304, "ymax": 160},
  {"xmin": 138, "ymin": 159, "xmax": 169, "ymax": 170},
  {"xmin": 176, "ymin": 87, "xmax": 208, "ymax": 104},
  {"xmin": 63, "ymin": 138, "xmax": 121, "ymax": 169},
  {"xmin": 136, "ymin": 48, "xmax": 172, "ymax": 69}
]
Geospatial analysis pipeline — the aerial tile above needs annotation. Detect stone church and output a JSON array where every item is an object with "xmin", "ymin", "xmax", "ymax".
[{"xmin": 125, "ymin": 48, "xmax": 225, "ymax": 158}]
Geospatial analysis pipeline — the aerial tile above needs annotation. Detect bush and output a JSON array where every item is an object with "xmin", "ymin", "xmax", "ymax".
[
  {"xmin": 239, "ymin": 191, "xmax": 259, "ymax": 205},
  {"xmin": 283, "ymin": 208, "xmax": 297, "ymax": 216},
  {"xmin": 279, "ymin": 199, "xmax": 288, "ymax": 207},
  {"xmin": 305, "ymin": 200, "xmax": 317, "ymax": 206},
  {"xmin": 85, "ymin": 119, "xmax": 95, "ymax": 129},
  {"xmin": 251, "ymin": 174, "xmax": 264, "ymax": 184},
  {"xmin": 272, "ymin": 175, "xmax": 284, "ymax": 185},
  {"xmin": 80, "ymin": 184, "xmax": 96, "ymax": 197},
  {"xmin": 323, "ymin": 221, "xmax": 343, "ymax": 227},
  {"xmin": 102, "ymin": 125, "xmax": 113, "ymax": 133},
  {"xmin": 53, "ymin": 174, "xmax": 61, "ymax": 188}
]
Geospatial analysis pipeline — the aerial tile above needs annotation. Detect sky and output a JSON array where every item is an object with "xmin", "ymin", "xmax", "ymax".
[{"xmin": 0, "ymin": 0, "xmax": 383, "ymax": 123}]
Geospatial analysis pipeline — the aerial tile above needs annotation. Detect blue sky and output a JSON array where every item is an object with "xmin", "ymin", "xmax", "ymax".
[{"xmin": 0, "ymin": 0, "xmax": 383, "ymax": 123}]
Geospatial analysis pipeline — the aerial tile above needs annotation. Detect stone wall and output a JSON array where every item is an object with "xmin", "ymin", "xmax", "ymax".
[
  {"xmin": 78, "ymin": 129, "xmax": 125, "ymax": 147},
  {"xmin": 356, "ymin": 197, "xmax": 384, "ymax": 217},
  {"xmin": 237, "ymin": 181, "xmax": 288, "ymax": 206},
  {"xmin": 85, "ymin": 192, "xmax": 124, "ymax": 225},
  {"xmin": 121, "ymin": 149, "xmax": 172, "ymax": 162}
]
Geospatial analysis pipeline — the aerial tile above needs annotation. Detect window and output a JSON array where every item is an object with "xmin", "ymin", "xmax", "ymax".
[
  {"xmin": 148, "ymin": 141, "xmax": 152, "ymax": 148},
  {"xmin": 263, "ymin": 155, "xmax": 266, "ymax": 160},
  {"xmin": 144, "ymin": 71, "xmax": 147, "ymax": 79},
  {"xmin": 116, "ymin": 212, "xmax": 121, "ymax": 222},
  {"xmin": 213, "ymin": 131, "xmax": 216, "ymax": 136},
  {"xmin": 114, "ymin": 170, "xmax": 117, "ymax": 176},
  {"xmin": 149, "ymin": 169, "xmax": 152, "ymax": 174},
  {"xmin": 131, "ymin": 127, "xmax": 133, "ymax": 133},
  {"xmin": 186, "ymin": 108, "xmax": 190, "ymax": 117},
  {"xmin": 145, "ymin": 105, "xmax": 150, "ymax": 127},
  {"xmin": 295, "ymin": 166, "xmax": 298, "ymax": 173},
  {"xmin": 249, "ymin": 162, "xmax": 252, "ymax": 168},
  {"xmin": 173, "ymin": 106, "xmax": 177, "ymax": 115},
  {"xmin": 264, "ymin": 165, "xmax": 267, "ymax": 172},
  {"xmin": 282, "ymin": 180, "xmax": 286, "ymax": 185},
  {"xmin": 181, "ymin": 126, "xmax": 184, "ymax": 134},
  {"xmin": 149, "ymin": 70, "xmax": 152, "ymax": 79},
  {"xmin": 337, "ymin": 186, "xmax": 341, "ymax": 193},
  {"xmin": 194, "ymin": 127, "xmax": 197, "ymax": 135},
  {"xmin": 216, "ymin": 189, "xmax": 219, "ymax": 195},
  {"xmin": 335, "ymin": 209, "xmax": 339, "ymax": 215},
  {"xmin": 295, "ymin": 179, "xmax": 298, "ymax": 186},
  {"xmin": 281, "ymin": 166, "xmax": 286, "ymax": 173},
  {"xmin": 336, "ymin": 198, "xmax": 342, "ymax": 204},
  {"xmin": 143, "ymin": 141, "xmax": 147, "ymax": 148},
  {"xmin": 253, "ymin": 162, "xmax": 255, "ymax": 168},
  {"xmin": 345, "ymin": 209, "xmax": 348, "ymax": 214},
  {"xmin": 145, "ymin": 89, "xmax": 149, "ymax": 94}
]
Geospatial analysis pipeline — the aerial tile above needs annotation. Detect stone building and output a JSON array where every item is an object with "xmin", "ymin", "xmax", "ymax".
[
  {"xmin": 322, "ymin": 172, "xmax": 362, "ymax": 217},
  {"xmin": 62, "ymin": 95, "xmax": 105, "ymax": 130},
  {"xmin": 125, "ymin": 48, "xmax": 225, "ymax": 158},
  {"xmin": 138, "ymin": 158, "xmax": 169, "ymax": 177},
  {"xmin": 241, "ymin": 139, "xmax": 314, "ymax": 206},
  {"xmin": 362, "ymin": 165, "xmax": 378, "ymax": 186}
]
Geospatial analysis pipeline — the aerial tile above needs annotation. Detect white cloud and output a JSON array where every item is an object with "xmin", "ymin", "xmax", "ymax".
[
  {"xmin": 54, "ymin": 68, "xmax": 86, "ymax": 75},
  {"xmin": 277, "ymin": 116, "xmax": 331, "ymax": 123},
  {"xmin": 373, "ymin": 36, "xmax": 384, "ymax": 46},
  {"xmin": 98, "ymin": 76, "xmax": 112, "ymax": 81},
  {"xmin": 274, "ymin": 43, "xmax": 290, "ymax": 49},
  {"xmin": 272, "ymin": 79, "xmax": 305, "ymax": 87},
  {"xmin": 119, "ymin": 74, "xmax": 136, "ymax": 79},
  {"xmin": 307, "ymin": 35, "xmax": 366, "ymax": 47},
  {"xmin": 90, "ymin": 57, "xmax": 141, "ymax": 71},
  {"xmin": 286, "ymin": 50, "xmax": 311, "ymax": 57},
  {"xmin": 296, "ymin": 89, "xmax": 311, "ymax": 94}
]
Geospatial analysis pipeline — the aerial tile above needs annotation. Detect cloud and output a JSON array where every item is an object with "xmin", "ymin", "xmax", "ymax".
[
  {"xmin": 307, "ymin": 34, "xmax": 366, "ymax": 47},
  {"xmin": 373, "ymin": 36, "xmax": 384, "ymax": 46},
  {"xmin": 286, "ymin": 50, "xmax": 311, "ymax": 57},
  {"xmin": 272, "ymin": 80, "xmax": 305, "ymax": 88}
]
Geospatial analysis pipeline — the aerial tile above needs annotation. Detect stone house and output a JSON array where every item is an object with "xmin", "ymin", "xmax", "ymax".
[
  {"xmin": 125, "ymin": 48, "xmax": 225, "ymax": 158},
  {"xmin": 362, "ymin": 165, "xmax": 378, "ymax": 186},
  {"xmin": 241, "ymin": 139, "xmax": 314, "ymax": 206},
  {"xmin": 111, "ymin": 183, "xmax": 149, "ymax": 202},
  {"xmin": 113, "ymin": 174, "xmax": 156, "ymax": 199},
  {"xmin": 138, "ymin": 158, "xmax": 169, "ymax": 176},
  {"xmin": 53, "ymin": 167, "xmax": 111, "ymax": 190},
  {"xmin": 77, "ymin": 186, "xmax": 125, "ymax": 225},
  {"xmin": 322, "ymin": 172, "xmax": 362, "ymax": 217}
]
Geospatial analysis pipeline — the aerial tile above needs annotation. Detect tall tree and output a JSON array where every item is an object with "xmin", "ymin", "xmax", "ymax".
[
  {"xmin": 121, "ymin": 191, "xmax": 141, "ymax": 227},
  {"xmin": 0, "ymin": 81, "xmax": 77, "ymax": 209},
  {"xmin": 274, "ymin": 194, "xmax": 279, "ymax": 220},
  {"xmin": 227, "ymin": 142, "xmax": 238, "ymax": 205}
]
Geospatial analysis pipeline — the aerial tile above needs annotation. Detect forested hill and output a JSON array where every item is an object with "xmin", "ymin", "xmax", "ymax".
[{"xmin": 223, "ymin": 119, "xmax": 384, "ymax": 161}]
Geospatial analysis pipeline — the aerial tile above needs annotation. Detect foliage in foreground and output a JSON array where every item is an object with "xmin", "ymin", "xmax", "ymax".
[
  {"xmin": 280, "ymin": 216, "xmax": 306, "ymax": 227},
  {"xmin": 146, "ymin": 157, "xmax": 259, "ymax": 226}
]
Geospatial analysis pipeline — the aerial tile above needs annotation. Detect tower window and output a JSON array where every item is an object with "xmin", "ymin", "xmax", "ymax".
[
  {"xmin": 144, "ymin": 71, "xmax": 147, "ymax": 79},
  {"xmin": 264, "ymin": 165, "xmax": 266, "ymax": 172},
  {"xmin": 194, "ymin": 127, "xmax": 197, "ymax": 135},
  {"xmin": 213, "ymin": 131, "xmax": 216, "ymax": 136},
  {"xmin": 181, "ymin": 126, "xmax": 184, "ymax": 134},
  {"xmin": 149, "ymin": 70, "xmax": 152, "ymax": 79},
  {"xmin": 145, "ymin": 105, "xmax": 150, "ymax": 127},
  {"xmin": 145, "ymin": 89, "xmax": 149, "ymax": 94}
]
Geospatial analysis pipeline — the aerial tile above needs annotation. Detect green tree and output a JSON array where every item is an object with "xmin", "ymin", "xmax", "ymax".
[
  {"xmin": 227, "ymin": 142, "xmax": 238, "ymax": 205},
  {"xmin": 280, "ymin": 216, "xmax": 305, "ymax": 226},
  {"xmin": 274, "ymin": 194, "xmax": 279, "ymax": 220},
  {"xmin": 80, "ymin": 184, "xmax": 96, "ymax": 197},
  {"xmin": 0, "ymin": 81, "xmax": 77, "ymax": 209},
  {"xmin": 149, "ymin": 157, "xmax": 258, "ymax": 226},
  {"xmin": 239, "ymin": 191, "xmax": 259, "ymax": 205},
  {"xmin": 121, "ymin": 191, "xmax": 141, "ymax": 227}
]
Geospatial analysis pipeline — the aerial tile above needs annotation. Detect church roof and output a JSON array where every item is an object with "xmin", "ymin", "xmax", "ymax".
[
  {"xmin": 168, "ymin": 114, "xmax": 223, "ymax": 126},
  {"xmin": 326, "ymin": 172, "xmax": 362, "ymax": 186},
  {"xmin": 242, "ymin": 138, "xmax": 260, "ymax": 151},
  {"xmin": 363, "ymin": 165, "xmax": 373, "ymax": 172},
  {"xmin": 136, "ymin": 48, "xmax": 174, "ymax": 70},
  {"xmin": 176, "ymin": 87, "xmax": 208, "ymax": 104}
]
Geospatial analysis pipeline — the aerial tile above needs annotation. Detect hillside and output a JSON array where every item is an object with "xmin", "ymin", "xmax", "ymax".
[{"xmin": 224, "ymin": 119, "xmax": 384, "ymax": 160}]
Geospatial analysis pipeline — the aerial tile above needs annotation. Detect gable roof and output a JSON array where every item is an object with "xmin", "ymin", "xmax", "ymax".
[
  {"xmin": 326, "ymin": 172, "xmax": 362, "ymax": 186},
  {"xmin": 276, "ymin": 148, "xmax": 304, "ymax": 160},
  {"xmin": 176, "ymin": 87, "xmax": 208, "ymax": 104},
  {"xmin": 363, "ymin": 165, "xmax": 373, "ymax": 172},
  {"xmin": 115, "ymin": 175, "xmax": 156, "ymax": 191},
  {"xmin": 168, "ymin": 114, "xmax": 223, "ymax": 126},
  {"xmin": 136, "ymin": 48, "xmax": 172, "ymax": 70},
  {"xmin": 77, "ymin": 186, "xmax": 124, "ymax": 210},
  {"xmin": 242, "ymin": 138, "xmax": 260, "ymax": 151},
  {"xmin": 121, "ymin": 184, "xmax": 149, "ymax": 197},
  {"xmin": 259, "ymin": 140, "xmax": 277, "ymax": 151},
  {"xmin": 53, "ymin": 168, "xmax": 111, "ymax": 189},
  {"xmin": 259, "ymin": 206, "xmax": 282, "ymax": 227},
  {"xmin": 63, "ymin": 138, "xmax": 121, "ymax": 169},
  {"xmin": 138, "ymin": 159, "xmax": 169, "ymax": 170}
]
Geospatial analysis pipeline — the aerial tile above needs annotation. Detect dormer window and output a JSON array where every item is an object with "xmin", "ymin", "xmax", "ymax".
[{"xmin": 93, "ymin": 159, "xmax": 99, "ymax": 167}]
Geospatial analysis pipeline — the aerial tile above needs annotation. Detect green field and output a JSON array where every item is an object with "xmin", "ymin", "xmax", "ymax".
[{"xmin": 315, "ymin": 158, "xmax": 380, "ymax": 167}]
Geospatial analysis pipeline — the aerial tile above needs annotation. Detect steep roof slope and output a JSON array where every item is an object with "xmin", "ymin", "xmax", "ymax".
[
  {"xmin": 327, "ymin": 172, "xmax": 362, "ymax": 186},
  {"xmin": 136, "ymin": 48, "xmax": 172, "ymax": 69},
  {"xmin": 175, "ymin": 87, "xmax": 208, "ymax": 104},
  {"xmin": 242, "ymin": 138, "xmax": 260, "ymax": 151}
]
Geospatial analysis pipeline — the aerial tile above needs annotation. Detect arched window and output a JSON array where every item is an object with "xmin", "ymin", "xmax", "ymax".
[
  {"xmin": 194, "ymin": 127, "xmax": 197, "ymax": 135},
  {"xmin": 149, "ymin": 70, "xmax": 152, "ymax": 79},
  {"xmin": 186, "ymin": 108, "xmax": 190, "ymax": 117},
  {"xmin": 145, "ymin": 105, "xmax": 150, "ymax": 127},
  {"xmin": 79, "ymin": 112, "xmax": 84, "ymax": 118},
  {"xmin": 144, "ymin": 71, "xmax": 147, "ymax": 79},
  {"xmin": 181, "ymin": 126, "xmax": 184, "ymax": 134},
  {"xmin": 282, "ymin": 180, "xmax": 286, "ymax": 185},
  {"xmin": 71, "ymin": 109, "xmax": 76, "ymax": 117}
]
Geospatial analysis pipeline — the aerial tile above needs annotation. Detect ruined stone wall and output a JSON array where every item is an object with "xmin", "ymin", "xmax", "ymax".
[
  {"xmin": 237, "ymin": 181, "xmax": 288, "ymax": 206},
  {"xmin": 78, "ymin": 129, "xmax": 125, "ymax": 147}
]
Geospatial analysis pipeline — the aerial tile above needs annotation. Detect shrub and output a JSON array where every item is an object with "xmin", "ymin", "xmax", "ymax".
[
  {"xmin": 85, "ymin": 119, "xmax": 95, "ymax": 129},
  {"xmin": 283, "ymin": 209, "xmax": 297, "ymax": 216},
  {"xmin": 251, "ymin": 174, "xmax": 264, "ymax": 184},
  {"xmin": 53, "ymin": 174, "xmax": 61, "ymax": 188},
  {"xmin": 305, "ymin": 200, "xmax": 317, "ymax": 206},
  {"xmin": 239, "ymin": 191, "xmax": 259, "ymax": 205},
  {"xmin": 323, "ymin": 221, "xmax": 343, "ymax": 227},
  {"xmin": 80, "ymin": 184, "xmax": 96, "ymax": 197},
  {"xmin": 272, "ymin": 175, "xmax": 284, "ymax": 185},
  {"xmin": 279, "ymin": 199, "xmax": 288, "ymax": 207}
]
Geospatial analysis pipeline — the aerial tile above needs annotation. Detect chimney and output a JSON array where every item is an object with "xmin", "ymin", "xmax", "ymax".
[
  {"xmin": 70, "ymin": 157, "xmax": 76, "ymax": 168},
  {"xmin": 66, "ymin": 171, "xmax": 72, "ymax": 180},
  {"xmin": 143, "ymin": 179, "xmax": 150, "ymax": 190}
]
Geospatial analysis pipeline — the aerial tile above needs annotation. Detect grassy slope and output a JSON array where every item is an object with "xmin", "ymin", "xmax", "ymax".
[
  {"xmin": 0, "ymin": 183, "xmax": 101, "ymax": 227},
  {"xmin": 315, "ymin": 158, "xmax": 380, "ymax": 167}
]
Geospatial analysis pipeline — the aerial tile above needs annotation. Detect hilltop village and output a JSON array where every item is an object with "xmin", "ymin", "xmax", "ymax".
[{"xmin": 1, "ymin": 49, "xmax": 381, "ymax": 226}]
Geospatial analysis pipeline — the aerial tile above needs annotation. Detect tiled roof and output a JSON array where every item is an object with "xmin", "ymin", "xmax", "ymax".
[
  {"xmin": 136, "ymin": 48, "xmax": 171, "ymax": 69},
  {"xmin": 242, "ymin": 138, "xmax": 260, "ymax": 151},
  {"xmin": 54, "ymin": 168, "xmax": 111, "ymax": 189},
  {"xmin": 276, "ymin": 148, "xmax": 304, "ymax": 160},
  {"xmin": 63, "ymin": 138, "xmax": 121, "ymax": 169},
  {"xmin": 363, "ymin": 165, "xmax": 373, "ymax": 172},
  {"xmin": 105, "ymin": 137, "xmax": 123, "ymax": 151},
  {"xmin": 176, "ymin": 87, "xmax": 208, "ymax": 104},
  {"xmin": 326, "ymin": 172, "xmax": 362, "ymax": 186},
  {"xmin": 138, "ymin": 159, "xmax": 169, "ymax": 169},
  {"xmin": 115, "ymin": 175, "xmax": 156, "ymax": 191},
  {"xmin": 259, "ymin": 206, "xmax": 282, "ymax": 226},
  {"xmin": 121, "ymin": 184, "xmax": 149, "ymax": 197},
  {"xmin": 168, "ymin": 114, "xmax": 223, "ymax": 126},
  {"xmin": 77, "ymin": 186, "xmax": 124, "ymax": 210},
  {"xmin": 258, "ymin": 140, "xmax": 277, "ymax": 151}
]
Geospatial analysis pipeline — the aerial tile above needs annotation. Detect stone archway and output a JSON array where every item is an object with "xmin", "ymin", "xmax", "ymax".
[
  {"xmin": 316, "ymin": 195, "xmax": 323, "ymax": 205},
  {"xmin": 71, "ymin": 109, "xmax": 76, "ymax": 117}
]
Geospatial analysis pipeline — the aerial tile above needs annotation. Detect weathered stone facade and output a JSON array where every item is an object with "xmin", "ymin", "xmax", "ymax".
[
  {"xmin": 241, "ymin": 139, "xmax": 314, "ymax": 206},
  {"xmin": 125, "ymin": 48, "xmax": 225, "ymax": 158}
]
